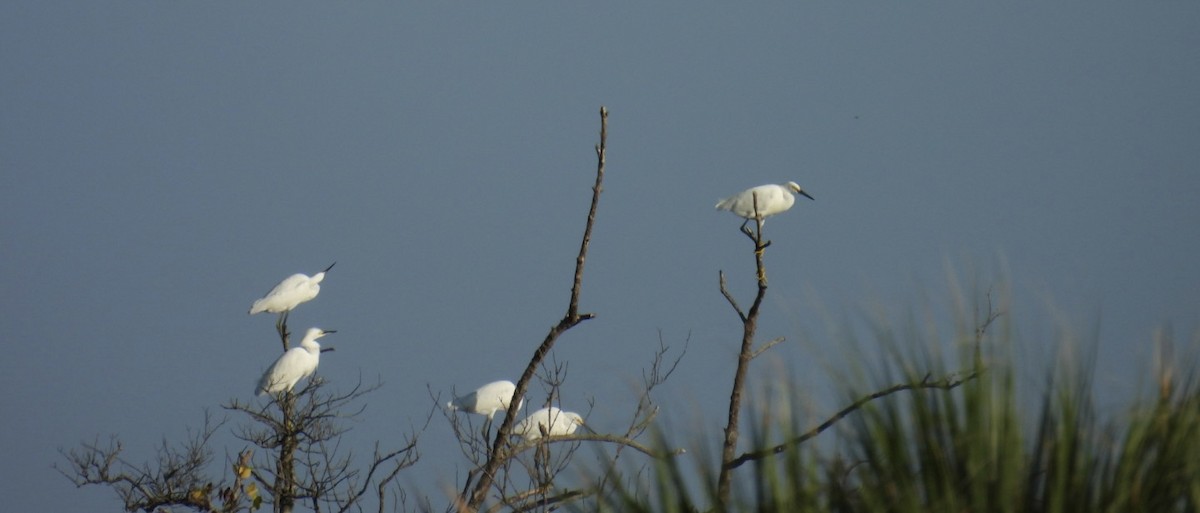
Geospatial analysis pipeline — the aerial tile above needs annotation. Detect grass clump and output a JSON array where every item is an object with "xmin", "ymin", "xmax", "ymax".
[{"xmin": 593, "ymin": 297, "xmax": 1200, "ymax": 513}]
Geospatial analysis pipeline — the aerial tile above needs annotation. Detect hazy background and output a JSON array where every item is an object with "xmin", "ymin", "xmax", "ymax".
[{"xmin": 3, "ymin": 3, "xmax": 1198, "ymax": 511}]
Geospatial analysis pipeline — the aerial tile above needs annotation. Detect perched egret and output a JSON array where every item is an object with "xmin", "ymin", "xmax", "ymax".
[
  {"xmin": 256, "ymin": 327, "xmax": 335, "ymax": 396},
  {"xmin": 447, "ymin": 380, "xmax": 525, "ymax": 420},
  {"xmin": 248, "ymin": 262, "xmax": 336, "ymax": 335},
  {"xmin": 715, "ymin": 182, "xmax": 814, "ymax": 227},
  {"xmin": 513, "ymin": 407, "xmax": 584, "ymax": 441}
]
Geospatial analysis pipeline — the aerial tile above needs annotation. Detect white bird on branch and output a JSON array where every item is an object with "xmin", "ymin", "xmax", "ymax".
[
  {"xmin": 716, "ymin": 182, "xmax": 814, "ymax": 229},
  {"xmin": 256, "ymin": 327, "xmax": 335, "ymax": 396},
  {"xmin": 513, "ymin": 406, "xmax": 584, "ymax": 441},
  {"xmin": 248, "ymin": 262, "xmax": 335, "ymax": 333},
  {"xmin": 447, "ymin": 380, "xmax": 525, "ymax": 421},
  {"xmin": 448, "ymin": 380, "xmax": 526, "ymax": 435}
]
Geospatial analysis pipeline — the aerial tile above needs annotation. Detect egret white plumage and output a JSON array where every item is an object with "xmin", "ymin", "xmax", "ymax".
[
  {"xmin": 716, "ymin": 182, "xmax": 814, "ymax": 228},
  {"xmin": 248, "ymin": 262, "xmax": 335, "ymax": 335},
  {"xmin": 513, "ymin": 407, "xmax": 584, "ymax": 441},
  {"xmin": 447, "ymin": 380, "xmax": 525, "ymax": 420},
  {"xmin": 256, "ymin": 327, "xmax": 335, "ymax": 396}
]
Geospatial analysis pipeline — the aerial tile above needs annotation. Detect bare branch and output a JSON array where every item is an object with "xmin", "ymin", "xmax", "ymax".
[
  {"xmin": 592, "ymin": 332, "xmax": 689, "ymax": 498},
  {"xmin": 717, "ymin": 192, "xmax": 773, "ymax": 505},
  {"xmin": 973, "ymin": 288, "xmax": 1005, "ymax": 371},
  {"xmin": 725, "ymin": 369, "xmax": 980, "ymax": 470},
  {"xmin": 719, "ymin": 271, "xmax": 747, "ymax": 323},
  {"xmin": 510, "ymin": 433, "xmax": 683, "ymax": 459},
  {"xmin": 224, "ymin": 374, "xmax": 421, "ymax": 513},
  {"xmin": 486, "ymin": 485, "xmax": 551, "ymax": 513},
  {"xmin": 56, "ymin": 412, "xmax": 229, "ymax": 512},
  {"xmin": 750, "ymin": 336, "xmax": 786, "ymax": 360},
  {"xmin": 507, "ymin": 488, "xmax": 588, "ymax": 513},
  {"xmin": 464, "ymin": 106, "xmax": 609, "ymax": 512}
]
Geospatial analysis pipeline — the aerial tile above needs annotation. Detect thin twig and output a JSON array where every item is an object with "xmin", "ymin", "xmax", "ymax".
[
  {"xmin": 719, "ymin": 271, "xmax": 747, "ymax": 323},
  {"xmin": 505, "ymin": 433, "xmax": 682, "ymax": 459},
  {"xmin": 509, "ymin": 489, "xmax": 587, "ymax": 513},
  {"xmin": 750, "ymin": 336, "xmax": 786, "ymax": 360},
  {"xmin": 594, "ymin": 332, "xmax": 688, "ymax": 498}
]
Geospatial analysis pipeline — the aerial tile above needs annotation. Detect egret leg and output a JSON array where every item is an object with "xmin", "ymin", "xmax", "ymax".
[
  {"xmin": 276, "ymin": 312, "xmax": 290, "ymax": 351},
  {"xmin": 740, "ymin": 225, "xmax": 753, "ymax": 239},
  {"xmin": 481, "ymin": 416, "xmax": 493, "ymax": 439}
]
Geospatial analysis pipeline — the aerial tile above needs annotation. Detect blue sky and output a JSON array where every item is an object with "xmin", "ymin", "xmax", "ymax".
[{"xmin": 3, "ymin": 3, "xmax": 1198, "ymax": 511}]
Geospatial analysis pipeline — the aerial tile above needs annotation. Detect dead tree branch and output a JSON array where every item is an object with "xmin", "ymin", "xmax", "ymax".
[
  {"xmin": 717, "ymin": 194, "xmax": 776, "ymax": 506},
  {"xmin": 750, "ymin": 336, "xmax": 785, "ymax": 360},
  {"xmin": 225, "ymin": 375, "xmax": 420, "ymax": 513},
  {"xmin": 56, "ymin": 411, "xmax": 230, "ymax": 512},
  {"xmin": 725, "ymin": 370, "xmax": 980, "ymax": 470},
  {"xmin": 507, "ymin": 432, "xmax": 675, "ymax": 460},
  {"xmin": 506, "ymin": 489, "xmax": 587, "ymax": 513},
  {"xmin": 727, "ymin": 297, "xmax": 1003, "ymax": 471},
  {"xmin": 592, "ymin": 332, "xmax": 688, "ymax": 497},
  {"xmin": 463, "ymin": 106, "xmax": 608, "ymax": 512}
]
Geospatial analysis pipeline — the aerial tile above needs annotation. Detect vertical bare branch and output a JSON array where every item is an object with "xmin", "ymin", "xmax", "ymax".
[
  {"xmin": 717, "ymin": 193, "xmax": 776, "ymax": 506},
  {"xmin": 275, "ymin": 391, "xmax": 298, "ymax": 513},
  {"xmin": 464, "ymin": 106, "xmax": 608, "ymax": 512},
  {"xmin": 571, "ymin": 106, "xmax": 606, "ymax": 319}
]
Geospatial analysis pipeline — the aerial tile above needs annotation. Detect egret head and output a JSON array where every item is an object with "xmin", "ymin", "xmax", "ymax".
[
  {"xmin": 567, "ymin": 412, "xmax": 585, "ymax": 427},
  {"xmin": 313, "ymin": 262, "xmax": 336, "ymax": 282},
  {"xmin": 786, "ymin": 181, "xmax": 815, "ymax": 201},
  {"xmin": 557, "ymin": 411, "xmax": 586, "ymax": 436},
  {"xmin": 300, "ymin": 328, "xmax": 335, "ymax": 350}
]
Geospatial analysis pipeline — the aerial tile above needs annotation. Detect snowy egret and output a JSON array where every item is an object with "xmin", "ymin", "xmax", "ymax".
[
  {"xmin": 248, "ymin": 262, "xmax": 336, "ymax": 334},
  {"xmin": 715, "ymin": 182, "xmax": 814, "ymax": 227},
  {"xmin": 256, "ymin": 327, "xmax": 335, "ymax": 396},
  {"xmin": 513, "ymin": 407, "xmax": 584, "ymax": 441},
  {"xmin": 447, "ymin": 380, "xmax": 525, "ymax": 420}
]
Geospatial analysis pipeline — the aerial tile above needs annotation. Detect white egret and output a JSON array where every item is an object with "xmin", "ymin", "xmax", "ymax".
[
  {"xmin": 248, "ymin": 262, "xmax": 336, "ymax": 334},
  {"xmin": 513, "ymin": 406, "xmax": 584, "ymax": 441},
  {"xmin": 447, "ymin": 380, "xmax": 525, "ymax": 420},
  {"xmin": 715, "ymin": 182, "xmax": 814, "ymax": 228},
  {"xmin": 256, "ymin": 327, "xmax": 335, "ymax": 396}
]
